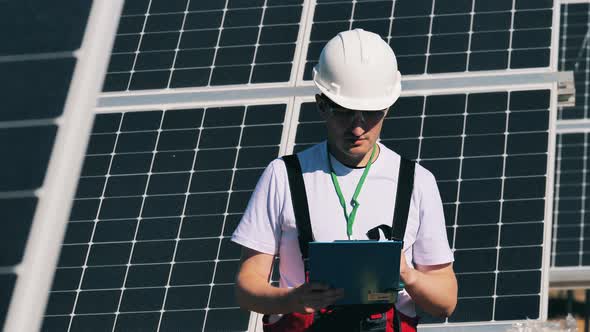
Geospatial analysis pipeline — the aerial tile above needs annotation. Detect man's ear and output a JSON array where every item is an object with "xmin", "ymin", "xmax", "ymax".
[{"xmin": 315, "ymin": 94, "xmax": 329, "ymax": 120}]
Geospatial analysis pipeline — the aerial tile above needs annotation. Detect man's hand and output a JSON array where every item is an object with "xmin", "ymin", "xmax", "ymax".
[
  {"xmin": 287, "ymin": 282, "xmax": 344, "ymax": 314},
  {"xmin": 397, "ymin": 251, "xmax": 457, "ymax": 317}
]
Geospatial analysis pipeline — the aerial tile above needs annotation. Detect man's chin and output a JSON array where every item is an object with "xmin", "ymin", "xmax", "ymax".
[{"xmin": 343, "ymin": 142, "xmax": 370, "ymax": 156}]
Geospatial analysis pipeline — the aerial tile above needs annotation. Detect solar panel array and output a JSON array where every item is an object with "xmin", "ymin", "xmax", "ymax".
[
  {"xmin": 552, "ymin": 3, "xmax": 590, "ymax": 276},
  {"xmin": 42, "ymin": 104, "xmax": 286, "ymax": 331},
  {"xmin": 558, "ymin": 3, "xmax": 590, "ymax": 120},
  {"xmin": 552, "ymin": 133, "xmax": 590, "ymax": 268},
  {"xmin": 0, "ymin": 1, "xmax": 93, "ymax": 330},
  {"xmin": 103, "ymin": 0, "xmax": 555, "ymax": 92},
  {"xmin": 304, "ymin": 0, "xmax": 554, "ymax": 79},
  {"xmin": 41, "ymin": 0, "xmax": 561, "ymax": 330},
  {"xmin": 295, "ymin": 88, "xmax": 550, "ymax": 323},
  {"xmin": 104, "ymin": 0, "xmax": 304, "ymax": 91}
]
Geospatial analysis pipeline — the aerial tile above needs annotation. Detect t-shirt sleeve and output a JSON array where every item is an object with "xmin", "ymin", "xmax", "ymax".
[
  {"xmin": 412, "ymin": 170, "xmax": 454, "ymax": 266},
  {"xmin": 231, "ymin": 159, "xmax": 284, "ymax": 255}
]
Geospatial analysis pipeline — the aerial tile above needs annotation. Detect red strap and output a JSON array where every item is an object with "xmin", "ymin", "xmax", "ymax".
[
  {"xmin": 386, "ymin": 308, "xmax": 418, "ymax": 332},
  {"xmin": 370, "ymin": 313, "xmax": 383, "ymax": 320}
]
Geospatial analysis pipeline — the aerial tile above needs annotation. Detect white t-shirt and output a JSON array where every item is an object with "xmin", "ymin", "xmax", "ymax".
[{"xmin": 231, "ymin": 141, "xmax": 454, "ymax": 317}]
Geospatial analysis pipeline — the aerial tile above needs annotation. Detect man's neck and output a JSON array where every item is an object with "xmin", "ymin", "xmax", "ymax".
[{"xmin": 328, "ymin": 142, "xmax": 380, "ymax": 168}]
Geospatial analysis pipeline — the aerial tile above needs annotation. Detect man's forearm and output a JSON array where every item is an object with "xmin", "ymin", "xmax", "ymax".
[
  {"xmin": 235, "ymin": 271, "xmax": 294, "ymax": 314},
  {"xmin": 402, "ymin": 267, "xmax": 457, "ymax": 317}
]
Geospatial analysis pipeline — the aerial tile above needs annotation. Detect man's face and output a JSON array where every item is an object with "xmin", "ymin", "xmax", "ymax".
[{"xmin": 316, "ymin": 94, "xmax": 387, "ymax": 160}]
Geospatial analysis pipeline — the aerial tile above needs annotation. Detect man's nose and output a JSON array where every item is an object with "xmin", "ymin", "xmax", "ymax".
[
  {"xmin": 350, "ymin": 111, "xmax": 365, "ymax": 126},
  {"xmin": 350, "ymin": 112, "xmax": 366, "ymax": 136}
]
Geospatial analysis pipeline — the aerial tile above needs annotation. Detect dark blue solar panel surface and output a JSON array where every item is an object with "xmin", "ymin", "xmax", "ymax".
[
  {"xmin": 0, "ymin": 1, "xmax": 92, "ymax": 55},
  {"xmin": 0, "ymin": 1, "xmax": 93, "ymax": 330},
  {"xmin": 304, "ymin": 0, "xmax": 554, "ymax": 79},
  {"xmin": 42, "ymin": 104, "xmax": 286, "ymax": 332},
  {"xmin": 103, "ymin": 0, "xmax": 304, "ymax": 92},
  {"xmin": 552, "ymin": 133, "xmax": 590, "ymax": 267},
  {"xmin": 558, "ymin": 3, "xmax": 590, "ymax": 120},
  {"xmin": 295, "ymin": 89, "xmax": 550, "ymax": 323}
]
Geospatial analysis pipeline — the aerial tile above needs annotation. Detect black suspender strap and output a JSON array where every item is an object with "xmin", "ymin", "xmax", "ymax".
[
  {"xmin": 282, "ymin": 154, "xmax": 314, "ymax": 260},
  {"xmin": 390, "ymin": 157, "xmax": 416, "ymax": 242}
]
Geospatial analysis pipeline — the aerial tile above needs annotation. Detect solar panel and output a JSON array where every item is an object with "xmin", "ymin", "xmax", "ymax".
[
  {"xmin": 42, "ymin": 103, "xmax": 287, "ymax": 331},
  {"xmin": 103, "ymin": 0, "xmax": 305, "ymax": 92},
  {"xmin": 303, "ymin": 0, "xmax": 554, "ymax": 80},
  {"xmin": 552, "ymin": 133, "xmax": 590, "ymax": 268},
  {"xmin": 293, "ymin": 88, "xmax": 551, "ymax": 325},
  {"xmin": 558, "ymin": 3, "xmax": 590, "ymax": 120},
  {"xmin": 0, "ymin": 1, "xmax": 123, "ymax": 331}
]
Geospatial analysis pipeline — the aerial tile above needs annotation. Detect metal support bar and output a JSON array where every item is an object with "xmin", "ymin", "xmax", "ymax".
[
  {"xmin": 550, "ymin": 267, "xmax": 590, "ymax": 288},
  {"xmin": 556, "ymin": 119, "xmax": 590, "ymax": 133},
  {"xmin": 1, "ymin": 1, "xmax": 124, "ymax": 331},
  {"xmin": 97, "ymin": 71, "xmax": 568, "ymax": 112}
]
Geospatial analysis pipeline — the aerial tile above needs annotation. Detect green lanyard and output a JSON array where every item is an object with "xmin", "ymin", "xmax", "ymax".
[{"xmin": 327, "ymin": 144, "xmax": 377, "ymax": 239}]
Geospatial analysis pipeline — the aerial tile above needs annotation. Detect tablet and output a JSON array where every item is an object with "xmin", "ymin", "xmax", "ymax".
[{"xmin": 308, "ymin": 240, "xmax": 403, "ymax": 305}]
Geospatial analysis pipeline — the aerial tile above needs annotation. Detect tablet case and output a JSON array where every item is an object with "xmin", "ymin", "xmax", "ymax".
[{"xmin": 308, "ymin": 240, "xmax": 403, "ymax": 305}]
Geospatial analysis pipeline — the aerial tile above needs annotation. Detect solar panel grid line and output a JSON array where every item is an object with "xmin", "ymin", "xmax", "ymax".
[
  {"xmin": 464, "ymin": 0, "xmax": 476, "ymax": 72},
  {"xmin": 205, "ymin": 0, "xmax": 231, "ymax": 87},
  {"xmin": 384, "ymin": 0, "xmax": 397, "ymax": 45},
  {"xmin": 164, "ymin": 0, "xmax": 193, "ymax": 89},
  {"xmin": 247, "ymin": 0, "xmax": 269, "ymax": 84},
  {"xmin": 64, "ymin": 111, "xmax": 126, "ymax": 332},
  {"xmin": 506, "ymin": 0, "xmax": 517, "ymax": 70},
  {"xmin": 125, "ymin": 0, "xmax": 154, "ymax": 91},
  {"xmin": 447, "ymin": 86, "xmax": 469, "ymax": 291},
  {"xmin": 490, "ymin": 90, "xmax": 514, "ymax": 320},
  {"xmin": 1, "ymin": 1, "xmax": 124, "ymax": 331},
  {"xmin": 199, "ymin": 107, "xmax": 247, "ymax": 332},
  {"xmin": 424, "ymin": 0, "xmax": 436, "ymax": 74}
]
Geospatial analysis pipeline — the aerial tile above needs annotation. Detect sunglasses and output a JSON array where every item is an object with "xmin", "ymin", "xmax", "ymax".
[{"xmin": 321, "ymin": 96, "xmax": 387, "ymax": 123}]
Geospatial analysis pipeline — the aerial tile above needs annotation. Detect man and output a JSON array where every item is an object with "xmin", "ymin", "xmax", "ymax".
[{"xmin": 232, "ymin": 29, "xmax": 457, "ymax": 331}]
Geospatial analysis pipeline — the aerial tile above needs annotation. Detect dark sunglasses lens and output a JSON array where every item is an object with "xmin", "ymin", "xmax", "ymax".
[{"xmin": 362, "ymin": 111, "xmax": 385, "ymax": 119}]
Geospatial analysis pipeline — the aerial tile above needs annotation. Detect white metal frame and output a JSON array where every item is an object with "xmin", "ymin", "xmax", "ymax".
[{"xmin": 1, "ymin": 1, "xmax": 124, "ymax": 331}]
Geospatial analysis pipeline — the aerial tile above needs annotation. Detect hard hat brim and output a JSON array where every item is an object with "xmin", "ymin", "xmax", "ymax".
[{"xmin": 314, "ymin": 77, "xmax": 402, "ymax": 111}]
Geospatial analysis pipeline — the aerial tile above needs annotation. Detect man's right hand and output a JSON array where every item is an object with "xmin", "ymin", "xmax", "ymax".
[{"xmin": 287, "ymin": 282, "xmax": 345, "ymax": 314}]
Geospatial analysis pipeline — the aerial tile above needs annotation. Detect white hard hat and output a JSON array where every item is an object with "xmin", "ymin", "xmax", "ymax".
[{"xmin": 313, "ymin": 29, "xmax": 402, "ymax": 111}]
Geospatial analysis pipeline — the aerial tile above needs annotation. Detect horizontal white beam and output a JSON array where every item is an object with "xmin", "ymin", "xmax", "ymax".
[
  {"xmin": 561, "ymin": 0, "xmax": 590, "ymax": 4},
  {"xmin": 550, "ymin": 267, "xmax": 590, "ymax": 288},
  {"xmin": 556, "ymin": 119, "xmax": 590, "ymax": 133},
  {"xmin": 98, "ymin": 71, "xmax": 566, "ymax": 112}
]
